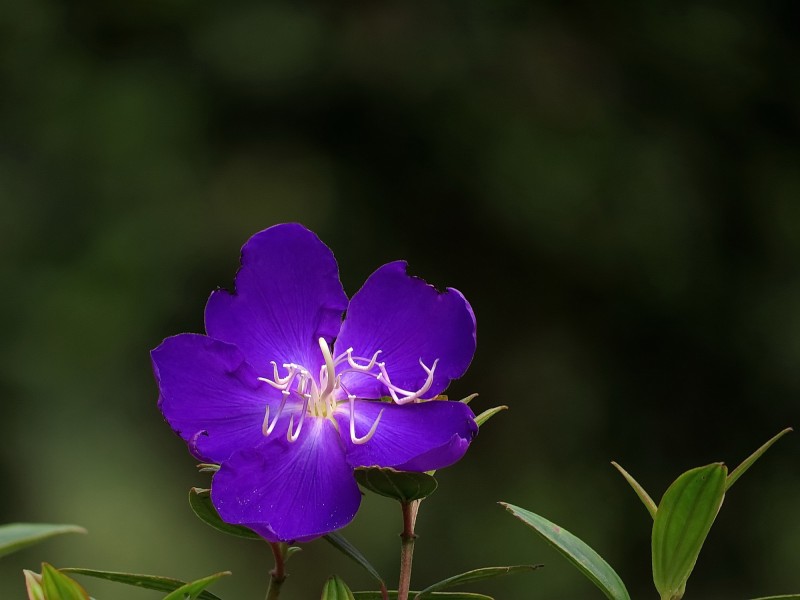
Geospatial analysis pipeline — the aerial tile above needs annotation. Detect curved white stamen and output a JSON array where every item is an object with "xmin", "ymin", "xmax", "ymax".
[
  {"xmin": 348, "ymin": 395, "xmax": 383, "ymax": 445},
  {"xmin": 346, "ymin": 348, "xmax": 383, "ymax": 372},
  {"xmin": 318, "ymin": 337, "xmax": 337, "ymax": 400},
  {"xmin": 287, "ymin": 395, "xmax": 310, "ymax": 442},
  {"xmin": 377, "ymin": 358, "xmax": 439, "ymax": 405},
  {"xmin": 261, "ymin": 390, "xmax": 290, "ymax": 436}
]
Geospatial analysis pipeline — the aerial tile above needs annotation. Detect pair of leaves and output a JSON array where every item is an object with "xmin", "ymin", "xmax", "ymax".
[
  {"xmin": 26, "ymin": 564, "xmax": 91, "ymax": 600},
  {"xmin": 615, "ymin": 428, "xmax": 792, "ymax": 600},
  {"xmin": 60, "ymin": 568, "xmax": 229, "ymax": 600},
  {"xmin": 503, "ymin": 428, "xmax": 793, "ymax": 600}
]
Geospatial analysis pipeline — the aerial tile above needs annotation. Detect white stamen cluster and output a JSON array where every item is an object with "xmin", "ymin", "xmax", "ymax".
[{"xmin": 257, "ymin": 337, "xmax": 439, "ymax": 444}]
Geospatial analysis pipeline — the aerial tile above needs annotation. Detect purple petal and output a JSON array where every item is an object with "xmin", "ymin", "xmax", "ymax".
[
  {"xmin": 335, "ymin": 261, "xmax": 476, "ymax": 400},
  {"xmin": 211, "ymin": 418, "xmax": 361, "ymax": 542},
  {"xmin": 205, "ymin": 223, "xmax": 348, "ymax": 374},
  {"xmin": 335, "ymin": 399, "xmax": 478, "ymax": 472},
  {"xmin": 151, "ymin": 333, "xmax": 292, "ymax": 463}
]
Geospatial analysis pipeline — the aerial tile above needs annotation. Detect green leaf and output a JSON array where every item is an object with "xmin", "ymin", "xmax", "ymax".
[
  {"xmin": 651, "ymin": 463, "xmax": 727, "ymax": 600},
  {"xmin": 42, "ymin": 563, "xmax": 91, "ymax": 600},
  {"xmin": 414, "ymin": 565, "xmax": 540, "ymax": 598},
  {"xmin": 162, "ymin": 572, "xmax": 230, "ymax": 600},
  {"xmin": 189, "ymin": 487, "xmax": 262, "ymax": 540},
  {"xmin": 61, "ymin": 568, "xmax": 224, "ymax": 600},
  {"xmin": 321, "ymin": 576, "xmax": 356, "ymax": 600},
  {"xmin": 500, "ymin": 502, "xmax": 630, "ymax": 600},
  {"xmin": 473, "ymin": 406, "xmax": 508, "ymax": 428},
  {"xmin": 0, "ymin": 523, "xmax": 86, "ymax": 559},
  {"xmin": 323, "ymin": 532, "xmax": 384, "ymax": 586},
  {"xmin": 355, "ymin": 467, "xmax": 438, "ymax": 502},
  {"xmin": 611, "ymin": 462, "xmax": 657, "ymax": 519},
  {"xmin": 727, "ymin": 428, "xmax": 793, "ymax": 491},
  {"xmin": 24, "ymin": 570, "xmax": 45, "ymax": 600},
  {"xmin": 353, "ymin": 592, "xmax": 492, "ymax": 599}
]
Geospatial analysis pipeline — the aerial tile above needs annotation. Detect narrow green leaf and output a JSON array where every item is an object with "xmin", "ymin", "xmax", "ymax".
[
  {"xmin": 189, "ymin": 487, "xmax": 261, "ymax": 540},
  {"xmin": 354, "ymin": 593, "xmax": 492, "ymax": 600},
  {"xmin": 321, "ymin": 575, "xmax": 356, "ymax": 600},
  {"xmin": 0, "ymin": 523, "xmax": 86, "ymax": 559},
  {"xmin": 162, "ymin": 571, "xmax": 230, "ymax": 600},
  {"xmin": 652, "ymin": 463, "xmax": 727, "ymax": 600},
  {"xmin": 42, "ymin": 563, "xmax": 91, "ymax": 600},
  {"xmin": 727, "ymin": 428, "xmax": 793, "ymax": 491},
  {"xmin": 611, "ymin": 462, "xmax": 657, "ymax": 519},
  {"xmin": 323, "ymin": 532, "xmax": 384, "ymax": 586},
  {"xmin": 24, "ymin": 570, "xmax": 45, "ymax": 600},
  {"xmin": 355, "ymin": 467, "xmax": 438, "ymax": 502},
  {"xmin": 500, "ymin": 502, "xmax": 630, "ymax": 600},
  {"xmin": 750, "ymin": 595, "xmax": 800, "ymax": 599},
  {"xmin": 474, "ymin": 406, "xmax": 508, "ymax": 428},
  {"xmin": 414, "ymin": 565, "xmax": 540, "ymax": 598},
  {"xmin": 61, "ymin": 568, "xmax": 224, "ymax": 600}
]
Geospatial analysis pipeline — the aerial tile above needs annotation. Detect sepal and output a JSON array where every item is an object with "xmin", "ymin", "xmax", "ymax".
[{"xmin": 355, "ymin": 467, "xmax": 437, "ymax": 502}]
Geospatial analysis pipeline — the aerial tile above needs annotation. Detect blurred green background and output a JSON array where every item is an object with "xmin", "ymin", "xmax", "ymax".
[{"xmin": 1, "ymin": 1, "xmax": 799, "ymax": 598}]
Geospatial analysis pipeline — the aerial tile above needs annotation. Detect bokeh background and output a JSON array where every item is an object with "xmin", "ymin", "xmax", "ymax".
[{"xmin": 1, "ymin": 1, "xmax": 799, "ymax": 598}]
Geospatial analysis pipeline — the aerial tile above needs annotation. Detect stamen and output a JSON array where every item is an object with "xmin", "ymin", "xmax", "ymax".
[
  {"xmin": 346, "ymin": 348, "xmax": 382, "ymax": 372},
  {"xmin": 318, "ymin": 337, "xmax": 337, "ymax": 400},
  {"xmin": 261, "ymin": 390, "xmax": 290, "ymax": 436},
  {"xmin": 258, "ymin": 362, "xmax": 300, "ymax": 390},
  {"xmin": 287, "ymin": 395, "xmax": 309, "ymax": 442},
  {"xmin": 348, "ymin": 395, "xmax": 383, "ymax": 445},
  {"xmin": 377, "ymin": 358, "xmax": 439, "ymax": 405}
]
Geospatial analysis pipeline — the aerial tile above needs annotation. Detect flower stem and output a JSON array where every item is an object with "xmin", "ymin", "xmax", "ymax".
[
  {"xmin": 397, "ymin": 500, "xmax": 420, "ymax": 600},
  {"xmin": 264, "ymin": 542, "xmax": 287, "ymax": 600}
]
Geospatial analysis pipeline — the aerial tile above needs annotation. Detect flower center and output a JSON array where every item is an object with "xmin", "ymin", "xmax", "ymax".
[{"xmin": 257, "ymin": 337, "xmax": 439, "ymax": 445}]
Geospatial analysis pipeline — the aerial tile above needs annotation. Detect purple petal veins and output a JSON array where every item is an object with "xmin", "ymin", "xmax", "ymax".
[{"xmin": 152, "ymin": 223, "xmax": 478, "ymax": 541}]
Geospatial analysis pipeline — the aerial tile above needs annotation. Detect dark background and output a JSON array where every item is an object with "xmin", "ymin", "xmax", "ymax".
[{"xmin": 1, "ymin": 1, "xmax": 799, "ymax": 598}]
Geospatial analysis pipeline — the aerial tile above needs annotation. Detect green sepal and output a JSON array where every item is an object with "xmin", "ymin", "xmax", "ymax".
[
  {"xmin": 197, "ymin": 463, "xmax": 221, "ymax": 473},
  {"xmin": 651, "ymin": 463, "xmax": 727, "ymax": 600},
  {"xmin": 162, "ymin": 571, "xmax": 230, "ymax": 600},
  {"xmin": 611, "ymin": 462, "xmax": 657, "ymax": 519},
  {"xmin": 749, "ymin": 595, "xmax": 800, "ymax": 599},
  {"xmin": 353, "ymin": 592, "xmax": 492, "ymax": 599},
  {"xmin": 355, "ymin": 467, "xmax": 438, "ymax": 502},
  {"xmin": 323, "ymin": 532, "xmax": 384, "ymax": 587},
  {"xmin": 189, "ymin": 487, "xmax": 261, "ymax": 540},
  {"xmin": 726, "ymin": 428, "xmax": 792, "ymax": 491},
  {"xmin": 61, "ymin": 568, "xmax": 224, "ymax": 600},
  {"xmin": 24, "ymin": 570, "xmax": 45, "ymax": 600},
  {"xmin": 500, "ymin": 502, "xmax": 631, "ymax": 600},
  {"xmin": 285, "ymin": 545, "xmax": 303, "ymax": 562},
  {"xmin": 321, "ymin": 575, "xmax": 356, "ymax": 600},
  {"xmin": 0, "ymin": 523, "xmax": 86, "ymax": 559},
  {"xmin": 473, "ymin": 406, "xmax": 508, "ymax": 428},
  {"xmin": 459, "ymin": 393, "xmax": 479, "ymax": 404},
  {"xmin": 414, "ymin": 565, "xmax": 540, "ymax": 598},
  {"xmin": 42, "ymin": 564, "xmax": 91, "ymax": 600}
]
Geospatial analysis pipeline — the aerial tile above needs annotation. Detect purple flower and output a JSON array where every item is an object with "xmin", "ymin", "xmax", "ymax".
[{"xmin": 151, "ymin": 223, "xmax": 477, "ymax": 542}]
